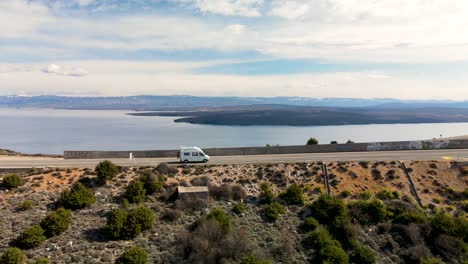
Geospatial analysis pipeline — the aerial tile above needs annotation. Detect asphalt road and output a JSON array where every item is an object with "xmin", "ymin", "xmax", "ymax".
[{"xmin": 0, "ymin": 149, "xmax": 467, "ymax": 168}]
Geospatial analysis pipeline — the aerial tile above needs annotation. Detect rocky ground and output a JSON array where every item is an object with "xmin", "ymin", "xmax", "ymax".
[{"xmin": 0, "ymin": 160, "xmax": 466, "ymax": 263}]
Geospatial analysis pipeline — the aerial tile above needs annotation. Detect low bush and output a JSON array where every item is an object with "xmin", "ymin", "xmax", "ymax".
[
  {"xmin": 207, "ymin": 208, "xmax": 231, "ymax": 233},
  {"xmin": 0, "ymin": 247, "xmax": 26, "ymax": 264},
  {"xmin": 209, "ymin": 184, "xmax": 246, "ymax": 201},
  {"xmin": 393, "ymin": 211, "xmax": 427, "ymax": 225},
  {"xmin": 360, "ymin": 191, "xmax": 372, "ymax": 200},
  {"xmin": 259, "ymin": 183, "xmax": 274, "ymax": 205},
  {"xmin": 420, "ymin": 257, "xmax": 443, "ymax": 264},
  {"xmin": 161, "ymin": 209, "xmax": 183, "ymax": 222},
  {"xmin": 262, "ymin": 201, "xmax": 285, "ymax": 222},
  {"xmin": 307, "ymin": 228, "xmax": 348, "ymax": 264},
  {"xmin": 40, "ymin": 208, "xmax": 71, "ymax": 238},
  {"xmin": 117, "ymin": 247, "xmax": 148, "ymax": 264},
  {"xmin": 303, "ymin": 217, "xmax": 319, "ymax": 232},
  {"xmin": 105, "ymin": 206, "xmax": 154, "ymax": 240},
  {"xmin": 17, "ymin": 200, "xmax": 33, "ymax": 211},
  {"xmin": 279, "ymin": 184, "xmax": 305, "ymax": 205},
  {"xmin": 2, "ymin": 174, "xmax": 23, "ymax": 189},
  {"xmin": 431, "ymin": 212, "xmax": 468, "ymax": 242},
  {"xmin": 350, "ymin": 242, "xmax": 376, "ymax": 264},
  {"xmin": 240, "ymin": 256, "xmax": 272, "ymax": 264},
  {"xmin": 233, "ymin": 202, "xmax": 245, "ymax": 215},
  {"xmin": 124, "ymin": 180, "xmax": 146, "ymax": 204},
  {"xmin": 190, "ymin": 176, "xmax": 209, "ymax": 186},
  {"xmin": 16, "ymin": 225, "xmax": 46, "ymax": 249},
  {"xmin": 175, "ymin": 197, "xmax": 207, "ymax": 212},
  {"xmin": 376, "ymin": 189, "xmax": 399, "ymax": 200},
  {"xmin": 35, "ymin": 257, "xmax": 50, "ymax": 264},
  {"xmin": 308, "ymin": 195, "xmax": 348, "ymax": 225},
  {"xmin": 121, "ymin": 206, "xmax": 155, "ymax": 239},
  {"xmin": 139, "ymin": 171, "xmax": 165, "ymax": 195},
  {"xmin": 105, "ymin": 208, "xmax": 128, "ymax": 239},
  {"xmin": 155, "ymin": 163, "xmax": 178, "ymax": 177},
  {"xmin": 341, "ymin": 190, "xmax": 351, "ymax": 198},
  {"xmin": 60, "ymin": 182, "xmax": 96, "ymax": 210},
  {"xmin": 95, "ymin": 160, "xmax": 118, "ymax": 184},
  {"xmin": 348, "ymin": 200, "xmax": 387, "ymax": 225}
]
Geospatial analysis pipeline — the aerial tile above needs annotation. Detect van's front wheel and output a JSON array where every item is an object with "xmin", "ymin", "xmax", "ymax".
[
  {"xmin": 183, "ymin": 160, "xmax": 189, "ymax": 163},
  {"xmin": 203, "ymin": 159, "xmax": 208, "ymax": 163}
]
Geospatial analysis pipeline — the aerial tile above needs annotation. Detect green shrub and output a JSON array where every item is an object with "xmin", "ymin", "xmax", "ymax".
[
  {"xmin": 2, "ymin": 174, "xmax": 23, "ymax": 189},
  {"xmin": 105, "ymin": 208, "xmax": 128, "ymax": 239},
  {"xmin": 348, "ymin": 200, "xmax": 387, "ymax": 224},
  {"xmin": 309, "ymin": 195, "xmax": 348, "ymax": 224},
  {"xmin": 307, "ymin": 138, "xmax": 319, "ymax": 145},
  {"xmin": 350, "ymin": 242, "xmax": 376, "ymax": 264},
  {"xmin": 16, "ymin": 225, "xmax": 46, "ymax": 249},
  {"xmin": 95, "ymin": 160, "xmax": 118, "ymax": 184},
  {"xmin": 232, "ymin": 202, "xmax": 245, "ymax": 215},
  {"xmin": 262, "ymin": 201, "xmax": 285, "ymax": 222},
  {"xmin": 308, "ymin": 228, "xmax": 348, "ymax": 264},
  {"xmin": 60, "ymin": 182, "xmax": 96, "ymax": 210},
  {"xmin": 124, "ymin": 180, "xmax": 146, "ymax": 204},
  {"xmin": 240, "ymin": 256, "xmax": 272, "ymax": 264},
  {"xmin": 376, "ymin": 189, "xmax": 399, "ymax": 200},
  {"xmin": 117, "ymin": 247, "xmax": 148, "ymax": 264},
  {"xmin": 35, "ymin": 258, "xmax": 50, "ymax": 264},
  {"xmin": 317, "ymin": 243, "xmax": 349, "ymax": 264},
  {"xmin": 420, "ymin": 258, "xmax": 443, "ymax": 264},
  {"xmin": 303, "ymin": 217, "xmax": 319, "ymax": 232},
  {"xmin": 207, "ymin": 208, "xmax": 231, "ymax": 233},
  {"xmin": 279, "ymin": 184, "xmax": 305, "ymax": 205},
  {"xmin": 40, "ymin": 208, "xmax": 71, "ymax": 238},
  {"xmin": 0, "ymin": 247, "xmax": 26, "ymax": 264},
  {"xmin": 360, "ymin": 191, "xmax": 372, "ymax": 200},
  {"xmin": 121, "ymin": 206, "xmax": 154, "ymax": 239},
  {"xmin": 431, "ymin": 212, "xmax": 456, "ymax": 236},
  {"xmin": 139, "ymin": 171, "xmax": 165, "ymax": 195},
  {"xmin": 259, "ymin": 183, "xmax": 274, "ymax": 205},
  {"xmin": 393, "ymin": 211, "xmax": 427, "ymax": 225},
  {"xmin": 341, "ymin": 190, "xmax": 351, "ymax": 198},
  {"xmin": 17, "ymin": 200, "xmax": 33, "ymax": 211}
]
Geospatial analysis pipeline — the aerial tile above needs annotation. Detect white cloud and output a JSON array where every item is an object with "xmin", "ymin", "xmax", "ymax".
[
  {"xmin": 269, "ymin": 0, "xmax": 310, "ymax": 19},
  {"xmin": 76, "ymin": 0, "xmax": 96, "ymax": 6},
  {"xmin": 42, "ymin": 64, "xmax": 89, "ymax": 77},
  {"xmin": 2, "ymin": 61, "xmax": 468, "ymax": 99},
  {"xmin": 173, "ymin": 0, "xmax": 264, "ymax": 16}
]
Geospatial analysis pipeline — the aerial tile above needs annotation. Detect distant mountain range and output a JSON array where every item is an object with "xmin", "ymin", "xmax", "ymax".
[{"xmin": 1, "ymin": 95, "xmax": 467, "ymax": 110}]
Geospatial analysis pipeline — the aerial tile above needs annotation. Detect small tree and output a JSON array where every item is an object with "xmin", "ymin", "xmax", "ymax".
[
  {"xmin": 124, "ymin": 180, "xmax": 146, "ymax": 204},
  {"xmin": 95, "ymin": 160, "xmax": 118, "ymax": 184},
  {"xmin": 207, "ymin": 208, "xmax": 231, "ymax": 233},
  {"xmin": 105, "ymin": 208, "xmax": 128, "ymax": 239},
  {"xmin": 17, "ymin": 200, "xmax": 33, "ymax": 211},
  {"xmin": 307, "ymin": 138, "xmax": 319, "ymax": 145},
  {"xmin": 232, "ymin": 202, "xmax": 245, "ymax": 215},
  {"xmin": 2, "ymin": 174, "xmax": 23, "ymax": 189},
  {"xmin": 40, "ymin": 208, "xmax": 71, "ymax": 238},
  {"xmin": 259, "ymin": 183, "xmax": 274, "ymax": 205},
  {"xmin": 0, "ymin": 247, "xmax": 26, "ymax": 264},
  {"xmin": 117, "ymin": 247, "xmax": 148, "ymax": 264},
  {"xmin": 262, "ymin": 201, "xmax": 285, "ymax": 222},
  {"xmin": 60, "ymin": 182, "xmax": 96, "ymax": 210},
  {"xmin": 279, "ymin": 184, "xmax": 305, "ymax": 205},
  {"xmin": 139, "ymin": 171, "xmax": 165, "ymax": 195},
  {"xmin": 16, "ymin": 225, "xmax": 46, "ymax": 249},
  {"xmin": 121, "ymin": 206, "xmax": 154, "ymax": 239}
]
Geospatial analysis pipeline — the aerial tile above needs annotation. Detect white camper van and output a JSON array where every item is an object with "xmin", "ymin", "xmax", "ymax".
[{"xmin": 179, "ymin": 146, "xmax": 210, "ymax": 163}]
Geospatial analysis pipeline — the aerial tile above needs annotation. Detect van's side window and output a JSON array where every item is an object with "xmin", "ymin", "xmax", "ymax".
[
  {"xmin": 184, "ymin": 153, "xmax": 190, "ymax": 156},
  {"xmin": 192, "ymin": 152, "xmax": 199, "ymax": 156}
]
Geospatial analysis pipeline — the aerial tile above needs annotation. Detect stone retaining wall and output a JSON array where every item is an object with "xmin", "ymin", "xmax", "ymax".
[{"xmin": 63, "ymin": 139, "xmax": 468, "ymax": 159}]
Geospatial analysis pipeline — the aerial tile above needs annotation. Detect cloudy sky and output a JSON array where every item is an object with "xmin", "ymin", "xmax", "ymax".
[{"xmin": 1, "ymin": 0, "xmax": 468, "ymax": 99}]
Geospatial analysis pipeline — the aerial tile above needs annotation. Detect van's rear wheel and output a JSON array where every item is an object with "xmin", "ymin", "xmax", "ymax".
[
  {"xmin": 184, "ymin": 160, "xmax": 189, "ymax": 163},
  {"xmin": 203, "ymin": 159, "xmax": 208, "ymax": 163}
]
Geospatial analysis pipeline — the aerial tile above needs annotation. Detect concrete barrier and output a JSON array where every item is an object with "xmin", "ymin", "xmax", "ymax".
[{"xmin": 63, "ymin": 139, "xmax": 468, "ymax": 160}]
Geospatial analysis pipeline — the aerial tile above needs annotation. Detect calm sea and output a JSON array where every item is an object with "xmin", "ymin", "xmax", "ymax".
[{"xmin": 1, "ymin": 108, "xmax": 468, "ymax": 155}]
